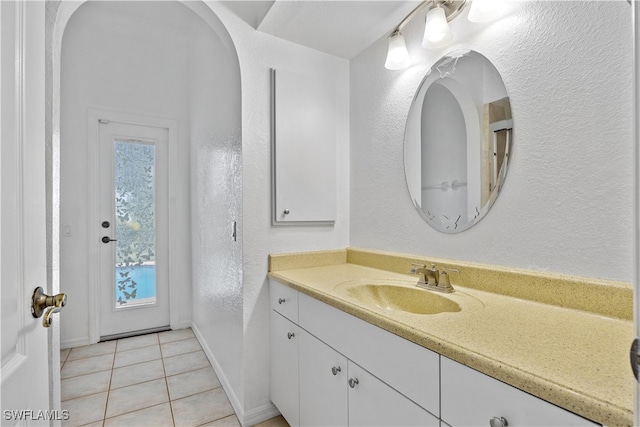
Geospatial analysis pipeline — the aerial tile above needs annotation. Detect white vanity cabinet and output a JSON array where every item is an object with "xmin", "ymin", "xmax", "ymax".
[
  {"xmin": 440, "ymin": 357, "xmax": 599, "ymax": 427},
  {"xmin": 269, "ymin": 279, "xmax": 598, "ymax": 427},
  {"xmin": 298, "ymin": 328, "xmax": 438, "ymax": 427},
  {"xmin": 270, "ymin": 279, "xmax": 440, "ymax": 426}
]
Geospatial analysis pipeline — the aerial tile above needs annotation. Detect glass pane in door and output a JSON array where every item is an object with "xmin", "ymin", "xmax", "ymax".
[{"xmin": 113, "ymin": 140, "xmax": 156, "ymax": 308}]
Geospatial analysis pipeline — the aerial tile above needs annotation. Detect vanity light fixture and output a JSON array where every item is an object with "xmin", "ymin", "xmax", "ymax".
[
  {"xmin": 385, "ymin": 0, "xmax": 482, "ymax": 70},
  {"xmin": 385, "ymin": 30, "xmax": 411, "ymax": 70},
  {"xmin": 423, "ymin": 4, "xmax": 453, "ymax": 47}
]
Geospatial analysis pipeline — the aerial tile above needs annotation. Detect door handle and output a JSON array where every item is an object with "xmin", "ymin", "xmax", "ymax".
[
  {"xmin": 102, "ymin": 236, "xmax": 117, "ymax": 243},
  {"xmin": 31, "ymin": 287, "xmax": 67, "ymax": 328}
]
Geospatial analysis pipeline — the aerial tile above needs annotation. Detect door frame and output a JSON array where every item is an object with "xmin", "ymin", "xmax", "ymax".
[
  {"xmin": 634, "ymin": 0, "xmax": 640, "ymax": 423},
  {"xmin": 87, "ymin": 108, "xmax": 178, "ymax": 343}
]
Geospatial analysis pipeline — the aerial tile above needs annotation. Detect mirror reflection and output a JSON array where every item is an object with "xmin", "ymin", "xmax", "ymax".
[{"xmin": 404, "ymin": 50, "xmax": 513, "ymax": 233}]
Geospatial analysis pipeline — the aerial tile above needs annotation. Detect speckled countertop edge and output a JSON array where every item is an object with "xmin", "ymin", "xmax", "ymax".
[{"xmin": 268, "ymin": 249, "xmax": 635, "ymax": 427}]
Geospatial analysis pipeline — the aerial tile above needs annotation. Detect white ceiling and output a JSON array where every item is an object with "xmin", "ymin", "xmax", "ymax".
[{"xmin": 223, "ymin": 0, "xmax": 422, "ymax": 59}]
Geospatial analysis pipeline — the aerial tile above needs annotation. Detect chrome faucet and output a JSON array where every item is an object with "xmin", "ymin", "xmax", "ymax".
[{"xmin": 410, "ymin": 263, "xmax": 458, "ymax": 293}]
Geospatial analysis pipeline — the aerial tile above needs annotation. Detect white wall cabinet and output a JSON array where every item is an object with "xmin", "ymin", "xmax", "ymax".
[
  {"xmin": 269, "ymin": 279, "xmax": 599, "ymax": 427},
  {"xmin": 271, "ymin": 69, "xmax": 337, "ymax": 225}
]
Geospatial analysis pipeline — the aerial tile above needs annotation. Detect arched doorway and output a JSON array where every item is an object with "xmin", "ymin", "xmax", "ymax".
[{"xmin": 48, "ymin": 0, "xmax": 242, "ymax": 395}]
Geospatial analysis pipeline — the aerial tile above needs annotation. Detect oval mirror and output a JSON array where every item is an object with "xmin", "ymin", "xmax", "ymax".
[{"xmin": 404, "ymin": 50, "xmax": 513, "ymax": 233}]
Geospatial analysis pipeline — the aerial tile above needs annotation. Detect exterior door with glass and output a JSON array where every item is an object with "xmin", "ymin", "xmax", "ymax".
[{"xmin": 98, "ymin": 120, "xmax": 170, "ymax": 338}]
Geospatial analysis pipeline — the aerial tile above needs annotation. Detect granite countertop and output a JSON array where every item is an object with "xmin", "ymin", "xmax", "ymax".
[{"xmin": 268, "ymin": 250, "xmax": 635, "ymax": 427}]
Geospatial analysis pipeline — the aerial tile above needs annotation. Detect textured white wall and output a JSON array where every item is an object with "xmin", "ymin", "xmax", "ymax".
[
  {"xmin": 188, "ymin": 6, "xmax": 244, "ymax": 412},
  {"xmin": 59, "ymin": 2, "xmax": 196, "ymax": 346},
  {"xmin": 350, "ymin": 1, "xmax": 633, "ymax": 281},
  {"xmin": 205, "ymin": 3, "xmax": 351, "ymax": 421}
]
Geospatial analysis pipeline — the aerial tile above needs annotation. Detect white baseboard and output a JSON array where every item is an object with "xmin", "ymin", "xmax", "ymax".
[
  {"xmin": 191, "ymin": 322, "xmax": 280, "ymax": 427},
  {"xmin": 191, "ymin": 323, "xmax": 245, "ymax": 423},
  {"xmin": 243, "ymin": 403, "xmax": 281, "ymax": 427},
  {"xmin": 60, "ymin": 336, "xmax": 90, "ymax": 349},
  {"xmin": 171, "ymin": 320, "xmax": 192, "ymax": 330}
]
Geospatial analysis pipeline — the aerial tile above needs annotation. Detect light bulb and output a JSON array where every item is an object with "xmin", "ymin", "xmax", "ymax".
[
  {"xmin": 422, "ymin": 5, "xmax": 453, "ymax": 48},
  {"xmin": 385, "ymin": 31, "xmax": 411, "ymax": 70},
  {"xmin": 468, "ymin": 0, "xmax": 502, "ymax": 23}
]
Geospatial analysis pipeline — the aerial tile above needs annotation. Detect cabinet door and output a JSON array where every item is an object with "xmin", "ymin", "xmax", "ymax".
[
  {"xmin": 299, "ymin": 330, "xmax": 348, "ymax": 426},
  {"xmin": 271, "ymin": 68, "xmax": 337, "ymax": 224},
  {"xmin": 270, "ymin": 311, "xmax": 300, "ymax": 426},
  {"xmin": 441, "ymin": 357, "xmax": 598, "ymax": 426},
  {"xmin": 347, "ymin": 361, "xmax": 439, "ymax": 427}
]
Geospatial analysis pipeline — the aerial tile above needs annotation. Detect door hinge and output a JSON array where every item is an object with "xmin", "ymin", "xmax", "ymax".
[{"xmin": 631, "ymin": 338, "xmax": 640, "ymax": 381}]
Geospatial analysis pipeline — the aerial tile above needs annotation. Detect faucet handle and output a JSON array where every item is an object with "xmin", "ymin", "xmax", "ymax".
[{"xmin": 437, "ymin": 268, "xmax": 459, "ymax": 292}]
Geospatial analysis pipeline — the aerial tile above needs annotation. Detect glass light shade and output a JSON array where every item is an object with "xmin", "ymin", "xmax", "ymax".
[
  {"xmin": 385, "ymin": 32, "xmax": 411, "ymax": 70},
  {"xmin": 468, "ymin": 0, "xmax": 501, "ymax": 22},
  {"xmin": 422, "ymin": 6, "xmax": 453, "ymax": 48}
]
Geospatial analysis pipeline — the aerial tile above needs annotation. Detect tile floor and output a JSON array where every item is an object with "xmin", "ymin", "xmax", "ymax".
[{"xmin": 60, "ymin": 328, "xmax": 242, "ymax": 427}]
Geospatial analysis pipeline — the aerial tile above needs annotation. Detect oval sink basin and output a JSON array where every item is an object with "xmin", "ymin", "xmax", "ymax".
[{"xmin": 342, "ymin": 284, "xmax": 461, "ymax": 315}]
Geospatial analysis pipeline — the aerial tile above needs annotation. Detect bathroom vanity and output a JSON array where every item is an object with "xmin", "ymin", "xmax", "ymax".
[{"xmin": 268, "ymin": 248, "xmax": 633, "ymax": 426}]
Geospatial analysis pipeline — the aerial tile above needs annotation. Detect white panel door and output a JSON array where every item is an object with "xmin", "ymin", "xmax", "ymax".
[
  {"xmin": 97, "ymin": 120, "xmax": 170, "ymax": 338},
  {"xmin": 1, "ymin": 1, "xmax": 55, "ymax": 425}
]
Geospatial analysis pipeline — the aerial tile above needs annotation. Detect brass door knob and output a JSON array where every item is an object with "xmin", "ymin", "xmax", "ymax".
[{"xmin": 31, "ymin": 287, "xmax": 67, "ymax": 328}]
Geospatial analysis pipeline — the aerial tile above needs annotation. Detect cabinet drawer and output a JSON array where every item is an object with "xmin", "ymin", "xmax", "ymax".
[
  {"xmin": 441, "ymin": 357, "xmax": 598, "ymax": 427},
  {"xmin": 298, "ymin": 293, "xmax": 439, "ymax": 416},
  {"xmin": 270, "ymin": 279, "xmax": 298, "ymax": 322}
]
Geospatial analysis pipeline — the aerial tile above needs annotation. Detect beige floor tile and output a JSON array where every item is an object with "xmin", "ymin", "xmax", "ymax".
[
  {"xmin": 61, "ymin": 353, "xmax": 114, "ymax": 379},
  {"xmin": 105, "ymin": 378, "xmax": 169, "ymax": 419},
  {"xmin": 110, "ymin": 358, "xmax": 165, "ymax": 390},
  {"xmin": 61, "ymin": 370, "xmax": 111, "ymax": 401},
  {"xmin": 202, "ymin": 414, "xmax": 241, "ymax": 426},
  {"xmin": 67, "ymin": 341, "xmax": 116, "ymax": 361},
  {"xmin": 61, "ymin": 392, "xmax": 108, "ymax": 427},
  {"xmin": 163, "ymin": 350, "xmax": 210, "ymax": 377},
  {"xmin": 158, "ymin": 328, "xmax": 195, "ymax": 344},
  {"xmin": 60, "ymin": 348, "xmax": 72, "ymax": 362},
  {"xmin": 76, "ymin": 422, "xmax": 104, "ymax": 427},
  {"xmin": 161, "ymin": 338, "xmax": 202, "ymax": 358},
  {"xmin": 166, "ymin": 366, "xmax": 220, "ymax": 400},
  {"xmin": 171, "ymin": 388, "xmax": 234, "ymax": 427},
  {"xmin": 116, "ymin": 333, "xmax": 159, "ymax": 352},
  {"xmin": 254, "ymin": 416, "xmax": 290, "ymax": 427},
  {"xmin": 104, "ymin": 402, "xmax": 173, "ymax": 427},
  {"xmin": 113, "ymin": 344, "xmax": 161, "ymax": 368}
]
